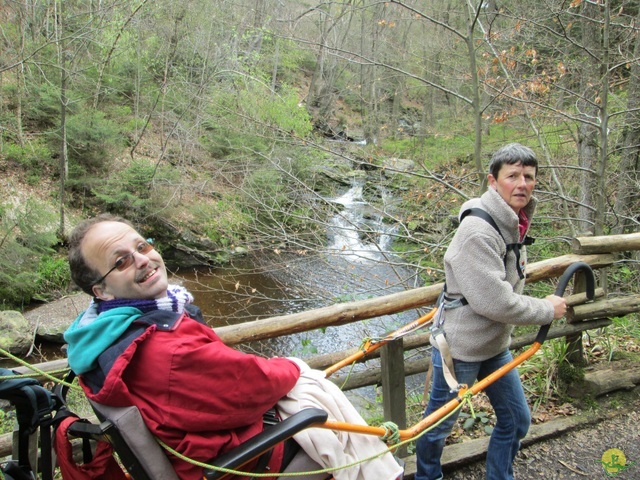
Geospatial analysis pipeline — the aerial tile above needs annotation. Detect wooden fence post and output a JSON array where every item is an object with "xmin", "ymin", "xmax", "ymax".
[
  {"xmin": 380, "ymin": 338, "xmax": 407, "ymax": 457},
  {"xmin": 565, "ymin": 270, "xmax": 588, "ymax": 365}
]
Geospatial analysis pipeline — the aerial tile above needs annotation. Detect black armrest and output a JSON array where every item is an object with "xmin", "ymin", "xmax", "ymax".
[
  {"xmin": 203, "ymin": 408, "xmax": 328, "ymax": 480},
  {"xmin": 66, "ymin": 418, "xmax": 115, "ymax": 440}
]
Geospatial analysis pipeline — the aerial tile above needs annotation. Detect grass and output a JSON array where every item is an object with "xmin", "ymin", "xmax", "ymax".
[{"xmin": 518, "ymin": 338, "xmax": 576, "ymax": 410}]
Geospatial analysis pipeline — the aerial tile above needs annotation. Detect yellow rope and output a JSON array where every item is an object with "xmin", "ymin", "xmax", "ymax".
[
  {"xmin": 157, "ymin": 438, "xmax": 338, "ymax": 478},
  {"xmin": 463, "ymin": 390, "xmax": 476, "ymax": 419},
  {"xmin": 337, "ymin": 338, "xmax": 370, "ymax": 390},
  {"xmin": 159, "ymin": 432, "xmax": 416, "ymax": 478},
  {"xmin": 380, "ymin": 422, "xmax": 400, "ymax": 445},
  {"xmin": 0, "ymin": 347, "xmax": 77, "ymax": 390}
]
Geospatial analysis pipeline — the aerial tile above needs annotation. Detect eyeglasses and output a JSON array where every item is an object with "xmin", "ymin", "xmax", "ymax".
[{"xmin": 94, "ymin": 241, "xmax": 154, "ymax": 285}]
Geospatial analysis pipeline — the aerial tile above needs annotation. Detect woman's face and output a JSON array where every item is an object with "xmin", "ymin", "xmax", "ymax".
[{"xmin": 488, "ymin": 162, "xmax": 536, "ymax": 214}]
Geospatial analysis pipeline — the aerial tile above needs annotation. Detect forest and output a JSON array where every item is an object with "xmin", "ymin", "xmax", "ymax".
[{"xmin": 1, "ymin": 0, "xmax": 639, "ymax": 310}]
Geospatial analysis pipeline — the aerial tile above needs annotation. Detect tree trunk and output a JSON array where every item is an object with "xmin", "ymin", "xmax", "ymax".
[
  {"xmin": 93, "ymin": 0, "xmax": 149, "ymax": 108},
  {"xmin": 57, "ymin": 0, "xmax": 68, "ymax": 239},
  {"xmin": 466, "ymin": 3, "xmax": 485, "ymax": 192},
  {"xmin": 15, "ymin": 1, "xmax": 27, "ymax": 147},
  {"xmin": 593, "ymin": 2, "xmax": 611, "ymax": 236},
  {"xmin": 613, "ymin": 8, "xmax": 640, "ymax": 235},
  {"xmin": 576, "ymin": 1, "xmax": 601, "ymax": 235},
  {"xmin": 271, "ymin": 37, "xmax": 280, "ymax": 93},
  {"xmin": 308, "ymin": 4, "xmax": 330, "ymax": 114}
]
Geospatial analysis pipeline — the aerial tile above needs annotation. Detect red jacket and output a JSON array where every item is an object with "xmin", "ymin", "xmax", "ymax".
[{"xmin": 79, "ymin": 308, "xmax": 301, "ymax": 480}]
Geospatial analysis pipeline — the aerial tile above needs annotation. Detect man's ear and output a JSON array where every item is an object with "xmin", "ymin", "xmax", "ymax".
[{"xmin": 92, "ymin": 283, "xmax": 114, "ymax": 301}]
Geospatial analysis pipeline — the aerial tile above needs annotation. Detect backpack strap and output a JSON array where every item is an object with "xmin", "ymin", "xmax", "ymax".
[
  {"xmin": 460, "ymin": 207, "xmax": 534, "ymax": 280},
  {"xmin": 460, "ymin": 207, "xmax": 502, "ymax": 237}
]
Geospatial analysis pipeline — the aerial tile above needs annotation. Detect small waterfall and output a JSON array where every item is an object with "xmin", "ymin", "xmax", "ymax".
[
  {"xmin": 183, "ymin": 180, "xmax": 423, "ymax": 358},
  {"xmin": 326, "ymin": 182, "xmax": 396, "ymax": 262}
]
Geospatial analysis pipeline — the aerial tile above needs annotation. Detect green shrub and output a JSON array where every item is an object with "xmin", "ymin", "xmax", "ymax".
[
  {"xmin": 200, "ymin": 126, "xmax": 270, "ymax": 158},
  {"xmin": 23, "ymin": 83, "xmax": 69, "ymax": 129},
  {"xmin": 92, "ymin": 160, "xmax": 182, "ymax": 220},
  {"xmin": 0, "ymin": 110, "xmax": 19, "ymax": 141},
  {"xmin": 240, "ymin": 85, "xmax": 313, "ymax": 138},
  {"xmin": 35, "ymin": 256, "xmax": 72, "ymax": 300},
  {"xmin": 0, "ymin": 198, "xmax": 59, "ymax": 308},
  {"xmin": 193, "ymin": 199, "xmax": 252, "ymax": 249},
  {"xmin": 0, "ymin": 270, "xmax": 41, "ymax": 309},
  {"xmin": 63, "ymin": 110, "xmax": 123, "ymax": 171},
  {"xmin": 1, "ymin": 140, "xmax": 54, "ymax": 182},
  {"xmin": 201, "ymin": 83, "xmax": 313, "ymax": 160}
]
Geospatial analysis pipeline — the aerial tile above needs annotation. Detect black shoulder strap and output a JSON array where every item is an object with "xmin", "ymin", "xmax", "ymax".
[
  {"xmin": 460, "ymin": 207, "xmax": 504, "ymax": 240},
  {"xmin": 460, "ymin": 207, "xmax": 533, "ymax": 280}
]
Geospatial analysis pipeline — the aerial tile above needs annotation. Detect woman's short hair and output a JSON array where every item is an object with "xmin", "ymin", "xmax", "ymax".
[{"xmin": 488, "ymin": 143, "xmax": 538, "ymax": 179}]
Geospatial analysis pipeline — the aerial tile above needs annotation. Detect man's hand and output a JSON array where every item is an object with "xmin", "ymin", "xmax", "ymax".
[{"xmin": 545, "ymin": 294, "xmax": 567, "ymax": 319}]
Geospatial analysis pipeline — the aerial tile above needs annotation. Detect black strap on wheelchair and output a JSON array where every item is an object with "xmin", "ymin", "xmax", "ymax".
[
  {"xmin": 50, "ymin": 371, "xmax": 98, "ymax": 464},
  {"xmin": 0, "ymin": 367, "xmax": 58, "ymax": 480},
  {"xmin": 253, "ymin": 406, "xmax": 302, "ymax": 473},
  {"xmin": 253, "ymin": 407, "xmax": 282, "ymax": 472}
]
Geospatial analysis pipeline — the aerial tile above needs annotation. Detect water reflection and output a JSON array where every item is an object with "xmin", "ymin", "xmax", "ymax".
[
  {"xmin": 173, "ymin": 250, "xmax": 422, "ymax": 359},
  {"xmin": 173, "ymin": 255, "xmax": 318, "ymax": 328}
]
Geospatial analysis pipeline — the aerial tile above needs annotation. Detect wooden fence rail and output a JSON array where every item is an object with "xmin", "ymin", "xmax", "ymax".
[{"xmin": 213, "ymin": 253, "xmax": 619, "ymax": 345}]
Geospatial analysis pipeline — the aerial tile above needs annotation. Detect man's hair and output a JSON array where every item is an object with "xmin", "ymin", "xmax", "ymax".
[
  {"xmin": 488, "ymin": 143, "xmax": 538, "ymax": 179},
  {"xmin": 68, "ymin": 213, "xmax": 134, "ymax": 296}
]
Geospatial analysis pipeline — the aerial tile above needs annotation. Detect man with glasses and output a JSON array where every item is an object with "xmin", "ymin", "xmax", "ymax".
[{"xmin": 64, "ymin": 214, "xmax": 403, "ymax": 480}]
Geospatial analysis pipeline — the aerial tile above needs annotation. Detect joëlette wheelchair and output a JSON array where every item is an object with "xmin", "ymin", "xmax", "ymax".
[{"xmin": 0, "ymin": 262, "xmax": 593, "ymax": 480}]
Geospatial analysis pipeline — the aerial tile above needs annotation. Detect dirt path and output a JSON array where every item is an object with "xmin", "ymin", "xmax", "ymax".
[{"xmin": 441, "ymin": 388, "xmax": 640, "ymax": 480}]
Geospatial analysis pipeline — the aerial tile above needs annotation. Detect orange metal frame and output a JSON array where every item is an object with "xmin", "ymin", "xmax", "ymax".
[
  {"xmin": 323, "ymin": 307, "xmax": 438, "ymax": 378},
  {"xmin": 318, "ymin": 338, "xmax": 545, "ymax": 441}
]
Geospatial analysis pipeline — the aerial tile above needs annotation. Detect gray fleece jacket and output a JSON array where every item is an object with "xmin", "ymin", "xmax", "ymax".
[{"xmin": 431, "ymin": 187, "xmax": 555, "ymax": 362}]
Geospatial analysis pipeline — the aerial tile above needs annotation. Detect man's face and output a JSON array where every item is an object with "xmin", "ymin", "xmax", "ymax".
[
  {"xmin": 488, "ymin": 162, "xmax": 536, "ymax": 214},
  {"xmin": 83, "ymin": 221, "xmax": 169, "ymax": 300}
]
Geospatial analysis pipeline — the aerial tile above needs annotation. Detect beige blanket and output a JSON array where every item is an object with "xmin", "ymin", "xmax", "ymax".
[{"xmin": 277, "ymin": 358, "xmax": 403, "ymax": 480}]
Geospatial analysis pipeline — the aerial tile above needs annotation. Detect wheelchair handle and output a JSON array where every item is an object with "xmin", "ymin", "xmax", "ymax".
[{"xmin": 534, "ymin": 261, "xmax": 595, "ymax": 345}]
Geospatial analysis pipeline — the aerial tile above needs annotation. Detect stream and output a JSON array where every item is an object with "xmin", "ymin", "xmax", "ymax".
[{"xmin": 176, "ymin": 180, "xmax": 425, "ymax": 359}]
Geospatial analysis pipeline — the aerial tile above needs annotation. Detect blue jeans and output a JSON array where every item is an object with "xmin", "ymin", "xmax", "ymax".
[{"xmin": 415, "ymin": 348, "xmax": 531, "ymax": 480}]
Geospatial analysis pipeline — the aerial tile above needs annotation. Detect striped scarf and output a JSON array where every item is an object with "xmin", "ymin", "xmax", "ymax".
[{"xmin": 97, "ymin": 284, "xmax": 194, "ymax": 315}]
